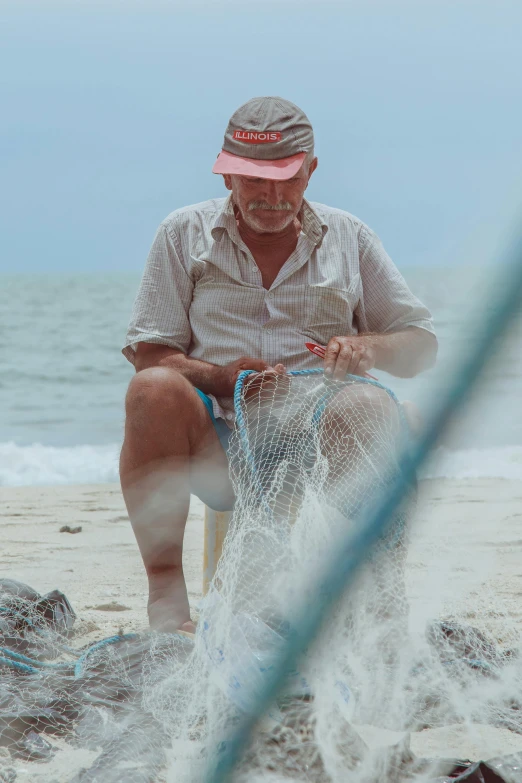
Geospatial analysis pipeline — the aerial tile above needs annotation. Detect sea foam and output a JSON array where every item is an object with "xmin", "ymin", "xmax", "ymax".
[
  {"xmin": 0, "ymin": 441, "xmax": 120, "ymax": 486},
  {"xmin": 1, "ymin": 441, "xmax": 522, "ymax": 486}
]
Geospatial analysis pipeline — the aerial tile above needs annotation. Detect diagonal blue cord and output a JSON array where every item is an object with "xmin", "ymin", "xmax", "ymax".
[{"xmin": 205, "ymin": 232, "xmax": 522, "ymax": 782}]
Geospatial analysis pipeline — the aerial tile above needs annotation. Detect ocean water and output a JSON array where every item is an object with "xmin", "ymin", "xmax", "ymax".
[{"xmin": 1, "ymin": 267, "xmax": 521, "ymax": 486}]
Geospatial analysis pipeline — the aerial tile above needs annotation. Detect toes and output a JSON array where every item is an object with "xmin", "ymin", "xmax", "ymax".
[
  {"xmin": 149, "ymin": 617, "xmax": 196, "ymax": 636},
  {"xmin": 180, "ymin": 620, "xmax": 196, "ymax": 633}
]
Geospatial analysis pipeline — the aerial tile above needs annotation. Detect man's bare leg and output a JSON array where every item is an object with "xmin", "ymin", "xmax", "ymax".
[
  {"xmin": 120, "ymin": 367, "xmax": 234, "ymax": 633},
  {"xmin": 320, "ymin": 382, "xmax": 402, "ymax": 495}
]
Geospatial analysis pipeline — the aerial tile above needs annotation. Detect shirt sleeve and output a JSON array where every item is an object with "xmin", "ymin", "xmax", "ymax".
[
  {"xmin": 356, "ymin": 224, "xmax": 435, "ymax": 336},
  {"xmin": 122, "ymin": 222, "xmax": 194, "ymax": 364}
]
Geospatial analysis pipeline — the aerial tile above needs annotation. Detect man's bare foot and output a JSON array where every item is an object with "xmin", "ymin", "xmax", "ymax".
[{"xmin": 148, "ymin": 590, "xmax": 193, "ymax": 634}]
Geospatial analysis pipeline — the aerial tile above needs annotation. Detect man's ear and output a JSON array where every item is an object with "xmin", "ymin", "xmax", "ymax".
[
  {"xmin": 223, "ymin": 174, "xmax": 232, "ymax": 191},
  {"xmin": 306, "ymin": 157, "xmax": 318, "ymax": 185}
]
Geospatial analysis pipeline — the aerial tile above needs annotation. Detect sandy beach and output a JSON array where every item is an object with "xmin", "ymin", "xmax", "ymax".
[{"xmin": 1, "ymin": 478, "xmax": 522, "ymax": 780}]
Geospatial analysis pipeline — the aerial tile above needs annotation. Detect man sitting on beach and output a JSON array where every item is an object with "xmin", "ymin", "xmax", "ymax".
[{"xmin": 120, "ymin": 96, "xmax": 437, "ymax": 634}]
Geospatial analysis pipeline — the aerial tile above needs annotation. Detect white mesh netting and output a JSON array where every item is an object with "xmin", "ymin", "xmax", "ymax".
[
  {"xmin": 140, "ymin": 371, "xmax": 520, "ymax": 782},
  {"xmin": 2, "ymin": 371, "xmax": 522, "ymax": 782}
]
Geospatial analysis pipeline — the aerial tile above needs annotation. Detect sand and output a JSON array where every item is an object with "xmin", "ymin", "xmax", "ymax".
[{"xmin": 1, "ymin": 478, "xmax": 522, "ymax": 780}]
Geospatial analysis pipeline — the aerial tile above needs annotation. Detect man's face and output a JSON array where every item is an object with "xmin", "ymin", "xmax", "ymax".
[{"xmin": 224, "ymin": 157, "xmax": 318, "ymax": 234}]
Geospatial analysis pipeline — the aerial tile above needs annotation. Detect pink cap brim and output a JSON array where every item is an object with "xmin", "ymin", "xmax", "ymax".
[{"xmin": 212, "ymin": 150, "xmax": 306, "ymax": 180}]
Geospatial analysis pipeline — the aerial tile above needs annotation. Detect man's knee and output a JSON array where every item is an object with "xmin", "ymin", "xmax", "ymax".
[
  {"xmin": 326, "ymin": 383, "xmax": 399, "ymax": 424},
  {"xmin": 125, "ymin": 366, "xmax": 195, "ymax": 426}
]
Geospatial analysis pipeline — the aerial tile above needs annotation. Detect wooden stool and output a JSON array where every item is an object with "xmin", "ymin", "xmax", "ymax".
[{"xmin": 202, "ymin": 506, "xmax": 232, "ymax": 595}]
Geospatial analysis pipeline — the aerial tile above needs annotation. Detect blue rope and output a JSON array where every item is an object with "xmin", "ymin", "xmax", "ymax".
[
  {"xmin": 72, "ymin": 630, "xmax": 192, "ymax": 678},
  {"xmin": 234, "ymin": 370, "xmax": 271, "ymax": 514},
  {"xmin": 0, "ymin": 655, "xmax": 40, "ymax": 675},
  {"xmin": 206, "ymin": 230, "xmax": 522, "ymax": 781},
  {"xmin": 0, "ymin": 635, "xmax": 140, "ymax": 677},
  {"xmin": 0, "ymin": 647, "xmax": 73, "ymax": 672},
  {"xmin": 0, "ymin": 606, "xmax": 139, "ymax": 678},
  {"xmin": 0, "ymin": 600, "xmax": 194, "ymax": 679},
  {"xmin": 73, "ymin": 634, "xmax": 139, "ymax": 678}
]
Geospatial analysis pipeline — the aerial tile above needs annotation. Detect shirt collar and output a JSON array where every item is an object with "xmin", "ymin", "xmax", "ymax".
[
  {"xmin": 300, "ymin": 198, "xmax": 328, "ymax": 246},
  {"xmin": 211, "ymin": 195, "xmax": 328, "ymax": 247}
]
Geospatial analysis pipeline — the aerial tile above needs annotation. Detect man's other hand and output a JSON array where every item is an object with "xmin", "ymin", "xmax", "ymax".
[
  {"xmin": 323, "ymin": 336, "xmax": 376, "ymax": 381},
  {"xmin": 215, "ymin": 357, "xmax": 286, "ymax": 397}
]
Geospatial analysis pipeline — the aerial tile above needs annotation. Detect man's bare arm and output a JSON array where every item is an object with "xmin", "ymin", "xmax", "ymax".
[
  {"xmin": 134, "ymin": 343, "xmax": 279, "ymax": 397},
  {"xmin": 324, "ymin": 327, "xmax": 438, "ymax": 380},
  {"xmin": 366, "ymin": 327, "xmax": 437, "ymax": 377}
]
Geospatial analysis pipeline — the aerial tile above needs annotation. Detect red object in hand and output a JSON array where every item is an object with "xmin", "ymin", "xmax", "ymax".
[
  {"xmin": 305, "ymin": 342, "xmax": 378, "ymax": 381},
  {"xmin": 305, "ymin": 342, "xmax": 327, "ymax": 359}
]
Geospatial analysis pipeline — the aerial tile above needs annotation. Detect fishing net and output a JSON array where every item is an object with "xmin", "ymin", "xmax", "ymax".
[
  {"xmin": 0, "ymin": 577, "xmax": 194, "ymax": 782},
  {"xmin": 141, "ymin": 370, "xmax": 521, "ymax": 782},
  {"xmin": 2, "ymin": 370, "xmax": 522, "ymax": 782}
]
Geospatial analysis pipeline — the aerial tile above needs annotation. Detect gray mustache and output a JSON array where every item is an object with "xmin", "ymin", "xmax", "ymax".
[{"xmin": 248, "ymin": 201, "xmax": 292, "ymax": 211}]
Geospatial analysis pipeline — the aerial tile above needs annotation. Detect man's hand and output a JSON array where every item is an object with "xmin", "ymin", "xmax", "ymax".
[
  {"xmin": 133, "ymin": 344, "xmax": 290, "ymax": 398},
  {"xmin": 323, "ymin": 336, "xmax": 377, "ymax": 381},
  {"xmin": 214, "ymin": 357, "xmax": 286, "ymax": 397},
  {"xmin": 322, "ymin": 328, "xmax": 437, "ymax": 380},
  {"xmin": 243, "ymin": 363, "xmax": 287, "ymax": 401}
]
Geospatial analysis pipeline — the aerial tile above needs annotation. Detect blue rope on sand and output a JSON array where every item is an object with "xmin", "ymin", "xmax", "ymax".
[
  {"xmin": 0, "ymin": 605, "xmax": 138, "ymax": 677},
  {"xmin": 0, "ymin": 653, "xmax": 42, "ymax": 675},
  {"xmin": 73, "ymin": 633, "xmax": 139, "ymax": 678},
  {"xmin": 0, "ymin": 647, "xmax": 73, "ymax": 674}
]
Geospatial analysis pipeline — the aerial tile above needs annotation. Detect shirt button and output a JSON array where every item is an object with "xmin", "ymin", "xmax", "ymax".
[
  {"xmin": 266, "ymin": 328, "xmax": 272, "ymax": 334},
  {"xmin": 226, "ymin": 413, "xmax": 234, "ymax": 421}
]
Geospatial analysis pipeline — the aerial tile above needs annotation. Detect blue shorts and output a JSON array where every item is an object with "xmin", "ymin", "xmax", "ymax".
[{"xmin": 195, "ymin": 389, "xmax": 233, "ymax": 452}]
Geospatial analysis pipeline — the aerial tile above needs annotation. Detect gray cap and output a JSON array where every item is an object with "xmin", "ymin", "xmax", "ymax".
[{"xmin": 212, "ymin": 96, "xmax": 314, "ymax": 180}]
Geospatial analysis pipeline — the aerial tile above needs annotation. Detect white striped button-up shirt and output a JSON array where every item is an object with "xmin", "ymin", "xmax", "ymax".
[{"xmin": 123, "ymin": 196, "xmax": 434, "ymax": 420}]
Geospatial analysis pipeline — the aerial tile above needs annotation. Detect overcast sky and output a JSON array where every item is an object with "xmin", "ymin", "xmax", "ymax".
[{"xmin": 1, "ymin": 0, "xmax": 521, "ymax": 273}]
